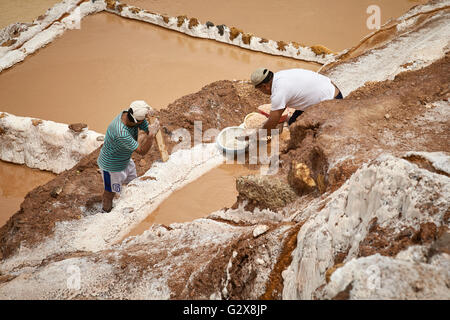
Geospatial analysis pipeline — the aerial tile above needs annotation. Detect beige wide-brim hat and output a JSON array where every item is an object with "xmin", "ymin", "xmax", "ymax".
[
  {"xmin": 251, "ymin": 68, "xmax": 269, "ymax": 87},
  {"xmin": 129, "ymin": 100, "xmax": 151, "ymax": 122}
]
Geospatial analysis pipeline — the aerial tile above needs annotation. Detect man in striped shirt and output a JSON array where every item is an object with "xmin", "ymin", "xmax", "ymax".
[{"xmin": 97, "ymin": 100, "xmax": 160, "ymax": 212}]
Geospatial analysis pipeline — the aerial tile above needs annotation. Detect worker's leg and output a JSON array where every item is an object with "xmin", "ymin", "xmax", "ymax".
[
  {"xmin": 288, "ymin": 110, "xmax": 304, "ymax": 126},
  {"xmin": 102, "ymin": 190, "xmax": 114, "ymax": 213},
  {"xmin": 100, "ymin": 170, "xmax": 125, "ymax": 212}
]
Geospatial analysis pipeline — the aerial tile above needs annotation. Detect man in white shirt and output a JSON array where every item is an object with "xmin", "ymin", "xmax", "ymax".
[{"xmin": 250, "ymin": 68, "xmax": 343, "ymax": 130}]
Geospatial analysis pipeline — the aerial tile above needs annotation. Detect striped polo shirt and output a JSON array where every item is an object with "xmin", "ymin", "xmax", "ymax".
[{"xmin": 97, "ymin": 112, "xmax": 149, "ymax": 172}]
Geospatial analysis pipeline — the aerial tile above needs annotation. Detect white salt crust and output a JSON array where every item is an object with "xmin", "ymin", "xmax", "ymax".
[{"xmin": 0, "ymin": 112, "xmax": 104, "ymax": 174}]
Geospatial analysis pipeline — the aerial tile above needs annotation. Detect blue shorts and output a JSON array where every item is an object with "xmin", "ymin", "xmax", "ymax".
[{"xmin": 101, "ymin": 159, "xmax": 137, "ymax": 193}]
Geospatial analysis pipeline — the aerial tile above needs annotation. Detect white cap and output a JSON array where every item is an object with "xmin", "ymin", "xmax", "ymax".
[
  {"xmin": 251, "ymin": 68, "xmax": 270, "ymax": 87},
  {"xmin": 129, "ymin": 100, "xmax": 150, "ymax": 122}
]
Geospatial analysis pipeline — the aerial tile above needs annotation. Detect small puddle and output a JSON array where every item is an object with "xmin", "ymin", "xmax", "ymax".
[
  {"xmin": 125, "ymin": 163, "xmax": 259, "ymax": 238},
  {"xmin": 0, "ymin": 160, "xmax": 55, "ymax": 228}
]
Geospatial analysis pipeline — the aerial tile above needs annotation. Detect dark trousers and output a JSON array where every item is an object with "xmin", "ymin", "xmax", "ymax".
[{"xmin": 288, "ymin": 91, "xmax": 343, "ymax": 126}]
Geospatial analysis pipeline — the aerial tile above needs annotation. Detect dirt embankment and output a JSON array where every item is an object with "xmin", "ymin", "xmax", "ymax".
[
  {"xmin": 0, "ymin": 80, "xmax": 268, "ymax": 261},
  {"xmin": 234, "ymin": 53, "xmax": 449, "ymax": 213}
]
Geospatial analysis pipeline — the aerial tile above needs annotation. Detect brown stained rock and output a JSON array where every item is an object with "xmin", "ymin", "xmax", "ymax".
[
  {"xmin": 161, "ymin": 15, "xmax": 169, "ymax": 24},
  {"xmin": 0, "ymin": 274, "xmax": 16, "ymax": 284},
  {"xmin": 327, "ymin": 160, "xmax": 360, "ymax": 192},
  {"xmin": 140, "ymin": 176, "xmax": 156, "ymax": 181},
  {"xmin": 277, "ymin": 41, "xmax": 287, "ymax": 51},
  {"xmin": 414, "ymin": 222, "xmax": 438, "ymax": 243},
  {"xmin": 259, "ymin": 38, "xmax": 268, "ymax": 44},
  {"xmin": 105, "ymin": 0, "xmax": 116, "ymax": 10},
  {"xmin": 291, "ymin": 41, "xmax": 304, "ymax": 49},
  {"xmin": 31, "ymin": 119, "xmax": 42, "ymax": 126},
  {"xmin": 325, "ymin": 263, "xmax": 345, "ymax": 283},
  {"xmin": 311, "ymin": 45, "xmax": 334, "ymax": 56},
  {"xmin": 188, "ymin": 18, "xmax": 199, "ymax": 29},
  {"xmin": 260, "ymin": 222, "xmax": 303, "ymax": 300},
  {"xmin": 68, "ymin": 123, "xmax": 88, "ymax": 133},
  {"xmin": 177, "ymin": 15, "xmax": 188, "ymax": 28},
  {"xmin": 236, "ymin": 175, "xmax": 297, "ymax": 211},
  {"xmin": 139, "ymin": 159, "xmax": 146, "ymax": 167},
  {"xmin": 116, "ymin": 4, "xmax": 125, "ymax": 13},
  {"xmin": 403, "ymin": 154, "xmax": 449, "ymax": 177},
  {"xmin": 128, "ymin": 6, "xmax": 140, "ymax": 14},
  {"xmin": 229, "ymin": 27, "xmax": 243, "ymax": 41},
  {"xmin": 316, "ymin": 174, "xmax": 326, "ymax": 194},
  {"xmin": 242, "ymin": 33, "xmax": 253, "ymax": 45},
  {"xmin": 358, "ymin": 221, "xmax": 441, "ymax": 258},
  {"xmin": 216, "ymin": 24, "xmax": 226, "ymax": 36},
  {"xmin": 288, "ymin": 161, "xmax": 316, "ymax": 195},
  {"xmin": 332, "ymin": 282, "xmax": 353, "ymax": 300},
  {"xmin": 1, "ymin": 39, "xmax": 17, "ymax": 47},
  {"xmin": 0, "ymin": 113, "xmax": 5, "ymax": 119}
]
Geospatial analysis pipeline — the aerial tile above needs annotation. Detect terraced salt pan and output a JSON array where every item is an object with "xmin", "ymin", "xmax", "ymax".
[
  {"xmin": 0, "ymin": 112, "xmax": 104, "ymax": 173},
  {"xmin": 0, "ymin": 0, "xmax": 335, "ymax": 74},
  {"xmin": 282, "ymin": 154, "xmax": 450, "ymax": 299},
  {"xmin": 322, "ymin": 4, "xmax": 450, "ymax": 96},
  {"xmin": 0, "ymin": 0, "xmax": 106, "ymax": 72},
  {"xmin": 105, "ymin": 1, "xmax": 334, "ymax": 64},
  {"xmin": 0, "ymin": 143, "xmax": 226, "ymax": 273},
  {"xmin": 321, "ymin": 252, "xmax": 450, "ymax": 299}
]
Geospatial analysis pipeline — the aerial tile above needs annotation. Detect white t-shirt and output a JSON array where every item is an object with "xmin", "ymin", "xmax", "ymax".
[{"xmin": 270, "ymin": 69, "xmax": 335, "ymax": 111}]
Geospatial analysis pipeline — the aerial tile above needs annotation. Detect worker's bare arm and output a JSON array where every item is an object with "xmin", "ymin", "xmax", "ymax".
[
  {"xmin": 262, "ymin": 108, "xmax": 285, "ymax": 133},
  {"xmin": 135, "ymin": 119, "xmax": 160, "ymax": 155}
]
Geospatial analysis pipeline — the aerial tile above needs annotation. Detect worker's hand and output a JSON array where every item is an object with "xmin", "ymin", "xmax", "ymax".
[
  {"xmin": 148, "ymin": 119, "xmax": 160, "ymax": 137},
  {"xmin": 236, "ymin": 128, "xmax": 257, "ymax": 141},
  {"xmin": 147, "ymin": 106, "xmax": 157, "ymax": 117}
]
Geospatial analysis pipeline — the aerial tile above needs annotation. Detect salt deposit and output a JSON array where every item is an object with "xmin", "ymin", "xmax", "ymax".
[
  {"xmin": 0, "ymin": 143, "xmax": 226, "ymax": 272},
  {"xmin": 0, "ymin": 0, "xmax": 106, "ymax": 72},
  {"xmin": 282, "ymin": 154, "xmax": 450, "ymax": 299},
  {"xmin": 244, "ymin": 112, "xmax": 267, "ymax": 129},
  {"xmin": 0, "ymin": 0, "xmax": 335, "ymax": 74},
  {"xmin": 321, "ymin": 2, "xmax": 450, "ymax": 96},
  {"xmin": 0, "ymin": 112, "xmax": 104, "ymax": 173}
]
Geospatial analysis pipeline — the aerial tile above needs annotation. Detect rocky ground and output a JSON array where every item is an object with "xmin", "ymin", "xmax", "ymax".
[{"xmin": 0, "ymin": 1, "xmax": 448, "ymax": 299}]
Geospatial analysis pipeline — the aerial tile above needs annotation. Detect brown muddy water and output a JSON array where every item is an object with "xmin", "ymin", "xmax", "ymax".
[
  {"xmin": 126, "ymin": 0, "xmax": 427, "ymax": 52},
  {"xmin": 0, "ymin": 0, "xmax": 62, "ymax": 29},
  {"xmin": 125, "ymin": 163, "xmax": 259, "ymax": 238},
  {"xmin": 0, "ymin": 0, "xmax": 426, "ymax": 232},
  {"xmin": 0, "ymin": 160, "xmax": 55, "ymax": 228},
  {"xmin": 0, "ymin": 12, "xmax": 317, "ymax": 134}
]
